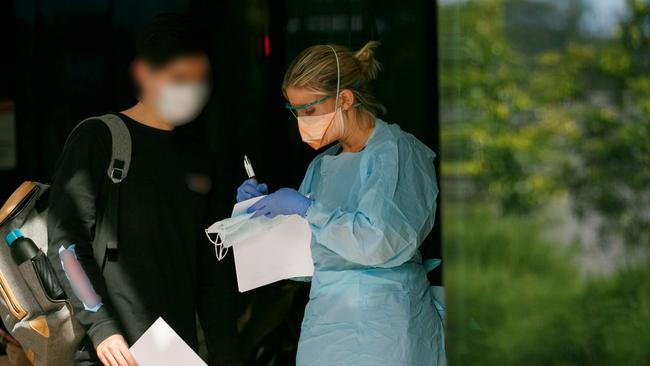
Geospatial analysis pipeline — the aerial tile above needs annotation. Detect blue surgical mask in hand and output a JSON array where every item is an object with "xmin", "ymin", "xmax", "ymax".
[{"xmin": 205, "ymin": 211, "xmax": 281, "ymax": 260}]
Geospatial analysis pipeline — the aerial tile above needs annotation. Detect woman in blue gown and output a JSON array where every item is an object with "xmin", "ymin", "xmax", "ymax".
[{"xmin": 237, "ymin": 41, "xmax": 445, "ymax": 366}]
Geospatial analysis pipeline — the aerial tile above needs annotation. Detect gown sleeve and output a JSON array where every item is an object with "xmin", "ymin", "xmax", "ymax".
[
  {"xmin": 298, "ymin": 158, "xmax": 318, "ymax": 196},
  {"xmin": 304, "ymin": 135, "xmax": 438, "ymax": 268}
]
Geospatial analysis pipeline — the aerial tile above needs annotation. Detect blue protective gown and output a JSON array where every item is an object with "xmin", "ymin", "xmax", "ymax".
[{"xmin": 297, "ymin": 119, "xmax": 446, "ymax": 366}]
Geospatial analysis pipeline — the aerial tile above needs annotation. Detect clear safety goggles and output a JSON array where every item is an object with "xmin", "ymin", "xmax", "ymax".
[{"xmin": 285, "ymin": 95, "xmax": 333, "ymax": 119}]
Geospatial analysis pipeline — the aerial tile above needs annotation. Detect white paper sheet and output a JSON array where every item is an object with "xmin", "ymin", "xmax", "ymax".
[
  {"xmin": 130, "ymin": 317, "xmax": 207, "ymax": 366},
  {"xmin": 229, "ymin": 196, "xmax": 313, "ymax": 292}
]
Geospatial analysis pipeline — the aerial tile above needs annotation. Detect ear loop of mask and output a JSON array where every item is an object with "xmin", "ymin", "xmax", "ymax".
[{"xmin": 205, "ymin": 230, "xmax": 228, "ymax": 260}]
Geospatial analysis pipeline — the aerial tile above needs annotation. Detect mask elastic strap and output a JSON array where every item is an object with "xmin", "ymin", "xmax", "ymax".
[
  {"xmin": 310, "ymin": 46, "xmax": 342, "ymax": 148},
  {"xmin": 327, "ymin": 45, "xmax": 341, "ymax": 109},
  {"xmin": 205, "ymin": 230, "xmax": 228, "ymax": 261}
]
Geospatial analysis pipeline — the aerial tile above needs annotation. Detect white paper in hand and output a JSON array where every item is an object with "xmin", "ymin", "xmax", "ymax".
[
  {"xmin": 130, "ymin": 317, "xmax": 207, "ymax": 366},
  {"xmin": 229, "ymin": 196, "xmax": 313, "ymax": 292}
]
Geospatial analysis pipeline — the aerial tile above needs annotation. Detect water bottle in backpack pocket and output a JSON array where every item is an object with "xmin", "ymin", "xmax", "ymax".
[
  {"xmin": 5, "ymin": 229, "xmax": 66, "ymax": 302},
  {"xmin": 0, "ymin": 115, "xmax": 130, "ymax": 365},
  {"xmin": 0, "ymin": 183, "xmax": 85, "ymax": 366}
]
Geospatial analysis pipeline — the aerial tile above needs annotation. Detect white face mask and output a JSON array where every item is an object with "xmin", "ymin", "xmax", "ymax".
[
  {"xmin": 296, "ymin": 46, "xmax": 345, "ymax": 150},
  {"xmin": 205, "ymin": 212, "xmax": 282, "ymax": 260},
  {"xmin": 155, "ymin": 82, "xmax": 209, "ymax": 126}
]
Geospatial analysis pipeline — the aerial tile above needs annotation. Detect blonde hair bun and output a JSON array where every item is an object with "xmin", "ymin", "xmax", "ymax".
[
  {"xmin": 354, "ymin": 40, "xmax": 381, "ymax": 81},
  {"xmin": 282, "ymin": 40, "xmax": 387, "ymax": 116}
]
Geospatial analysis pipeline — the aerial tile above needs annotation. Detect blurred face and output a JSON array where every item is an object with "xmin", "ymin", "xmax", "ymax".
[
  {"xmin": 135, "ymin": 53, "xmax": 211, "ymax": 102},
  {"xmin": 134, "ymin": 54, "xmax": 211, "ymax": 125}
]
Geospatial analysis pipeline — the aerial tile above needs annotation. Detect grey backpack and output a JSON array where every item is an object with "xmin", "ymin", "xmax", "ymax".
[{"xmin": 0, "ymin": 114, "xmax": 131, "ymax": 365}]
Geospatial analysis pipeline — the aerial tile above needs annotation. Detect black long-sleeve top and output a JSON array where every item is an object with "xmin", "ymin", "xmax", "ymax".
[{"xmin": 46, "ymin": 113, "xmax": 241, "ymax": 365}]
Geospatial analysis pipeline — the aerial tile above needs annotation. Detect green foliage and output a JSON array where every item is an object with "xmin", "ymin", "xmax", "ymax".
[
  {"xmin": 439, "ymin": 0, "xmax": 582, "ymax": 214},
  {"xmin": 444, "ymin": 201, "xmax": 650, "ymax": 365},
  {"xmin": 579, "ymin": 266, "xmax": 650, "ymax": 365},
  {"xmin": 441, "ymin": 2, "xmax": 650, "ymax": 363},
  {"xmin": 566, "ymin": 107, "xmax": 650, "ymax": 245},
  {"xmin": 440, "ymin": 0, "xmax": 650, "ymax": 246}
]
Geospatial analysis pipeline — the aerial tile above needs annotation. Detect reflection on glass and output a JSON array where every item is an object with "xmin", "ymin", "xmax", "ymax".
[{"xmin": 440, "ymin": 0, "xmax": 650, "ymax": 364}]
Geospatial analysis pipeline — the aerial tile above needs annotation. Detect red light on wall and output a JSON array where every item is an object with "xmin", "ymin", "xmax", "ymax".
[{"xmin": 264, "ymin": 35, "xmax": 271, "ymax": 57}]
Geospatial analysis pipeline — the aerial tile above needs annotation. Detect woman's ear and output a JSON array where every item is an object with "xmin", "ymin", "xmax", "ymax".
[{"xmin": 340, "ymin": 89, "xmax": 356, "ymax": 111}]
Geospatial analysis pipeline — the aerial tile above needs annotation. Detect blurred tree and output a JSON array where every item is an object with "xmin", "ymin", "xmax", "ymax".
[
  {"xmin": 567, "ymin": 0, "xmax": 650, "ymax": 246},
  {"xmin": 441, "ymin": 2, "xmax": 650, "ymax": 364},
  {"xmin": 440, "ymin": 0, "xmax": 650, "ymax": 246},
  {"xmin": 439, "ymin": 0, "xmax": 580, "ymax": 213}
]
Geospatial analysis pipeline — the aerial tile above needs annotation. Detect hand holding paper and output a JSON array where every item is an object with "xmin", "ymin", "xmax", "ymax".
[
  {"xmin": 205, "ymin": 196, "xmax": 314, "ymax": 292},
  {"xmin": 97, "ymin": 335, "xmax": 137, "ymax": 366}
]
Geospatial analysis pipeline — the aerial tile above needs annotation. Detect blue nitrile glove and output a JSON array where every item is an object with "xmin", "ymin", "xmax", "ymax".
[
  {"xmin": 247, "ymin": 188, "xmax": 313, "ymax": 218},
  {"xmin": 236, "ymin": 178, "xmax": 268, "ymax": 202}
]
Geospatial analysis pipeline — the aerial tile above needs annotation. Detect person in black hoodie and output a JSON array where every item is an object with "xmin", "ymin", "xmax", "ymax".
[{"xmin": 47, "ymin": 13, "xmax": 241, "ymax": 366}]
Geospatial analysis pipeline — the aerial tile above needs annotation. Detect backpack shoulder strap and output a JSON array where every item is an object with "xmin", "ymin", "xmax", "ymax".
[
  {"xmin": 72, "ymin": 114, "xmax": 132, "ymax": 183},
  {"xmin": 69, "ymin": 114, "xmax": 131, "ymax": 270}
]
